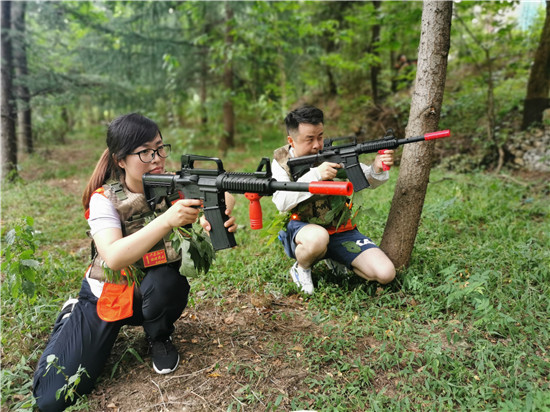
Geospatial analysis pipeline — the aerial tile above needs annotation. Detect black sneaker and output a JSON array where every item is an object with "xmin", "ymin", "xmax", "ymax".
[{"xmin": 148, "ymin": 336, "xmax": 180, "ymax": 374}]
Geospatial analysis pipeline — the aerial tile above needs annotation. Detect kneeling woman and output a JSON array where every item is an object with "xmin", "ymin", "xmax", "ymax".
[{"xmin": 33, "ymin": 113, "xmax": 237, "ymax": 411}]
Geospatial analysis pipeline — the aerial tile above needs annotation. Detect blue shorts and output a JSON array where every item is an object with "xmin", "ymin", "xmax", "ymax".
[{"xmin": 278, "ymin": 219, "xmax": 379, "ymax": 269}]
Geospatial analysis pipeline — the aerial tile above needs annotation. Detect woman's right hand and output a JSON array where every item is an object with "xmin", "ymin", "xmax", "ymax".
[{"xmin": 163, "ymin": 199, "xmax": 202, "ymax": 228}]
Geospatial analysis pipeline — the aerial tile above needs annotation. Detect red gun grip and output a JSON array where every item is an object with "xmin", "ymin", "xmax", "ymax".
[
  {"xmin": 378, "ymin": 150, "xmax": 390, "ymax": 171},
  {"xmin": 245, "ymin": 193, "xmax": 263, "ymax": 230}
]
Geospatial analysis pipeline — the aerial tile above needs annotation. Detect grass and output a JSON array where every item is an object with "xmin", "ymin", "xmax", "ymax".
[{"xmin": 1, "ymin": 124, "xmax": 549, "ymax": 411}]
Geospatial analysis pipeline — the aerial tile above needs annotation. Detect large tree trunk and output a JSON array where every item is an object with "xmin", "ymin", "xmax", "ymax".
[
  {"xmin": 11, "ymin": 1, "xmax": 32, "ymax": 154},
  {"xmin": 380, "ymin": 1, "xmax": 452, "ymax": 269},
  {"xmin": 1, "ymin": 1, "xmax": 18, "ymax": 181},
  {"xmin": 220, "ymin": 2, "xmax": 235, "ymax": 156},
  {"xmin": 522, "ymin": 1, "xmax": 550, "ymax": 130}
]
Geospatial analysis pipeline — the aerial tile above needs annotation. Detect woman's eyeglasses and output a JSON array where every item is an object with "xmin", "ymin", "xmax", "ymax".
[{"xmin": 129, "ymin": 144, "xmax": 171, "ymax": 163}]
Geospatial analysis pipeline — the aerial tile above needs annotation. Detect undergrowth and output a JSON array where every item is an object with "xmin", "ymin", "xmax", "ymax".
[{"xmin": 1, "ymin": 127, "xmax": 549, "ymax": 411}]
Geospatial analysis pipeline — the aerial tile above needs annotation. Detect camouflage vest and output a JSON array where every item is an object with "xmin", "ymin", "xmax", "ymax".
[
  {"xmin": 88, "ymin": 180, "xmax": 180, "ymax": 283},
  {"xmin": 273, "ymin": 145, "xmax": 352, "ymax": 228}
]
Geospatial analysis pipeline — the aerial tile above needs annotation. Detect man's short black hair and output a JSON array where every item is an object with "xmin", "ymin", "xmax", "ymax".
[{"xmin": 284, "ymin": 105, "xmax": 324, "ymax": 135}]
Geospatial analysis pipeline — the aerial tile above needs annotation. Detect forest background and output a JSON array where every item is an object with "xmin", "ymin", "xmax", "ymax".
[{"xmin": 1, "ymin": 1, "xmax": 549, "ymax": 411}]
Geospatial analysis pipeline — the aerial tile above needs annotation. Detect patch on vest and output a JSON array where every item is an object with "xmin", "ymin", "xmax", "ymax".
[{"xmin": 143, "ymin": 249, "xmax": 168, "ymax": 267}]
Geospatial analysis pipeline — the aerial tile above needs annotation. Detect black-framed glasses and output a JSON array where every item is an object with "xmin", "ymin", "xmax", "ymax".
[{"xmin": 129, "ymin": 144, "xmax": 171, "ymax": 163}]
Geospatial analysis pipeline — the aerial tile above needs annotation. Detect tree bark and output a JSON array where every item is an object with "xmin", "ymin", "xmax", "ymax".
[
  {"xmin": 220, "ymin": 2, "xmax": 235, "ymax": 156},
  {"xmin": 11, "ymin": 1, "xmax": 32, "ymax": 154},
  {"xmin": 522, "ymin": 0, "xmax": 550, "ymax": 130},
  {"xmin": 380, "ymin": 1, "xmax": 452, "ymax": 270},
  {"xmin": 1, "ymin": 1, "xmax": 18, "ymax": 181}
]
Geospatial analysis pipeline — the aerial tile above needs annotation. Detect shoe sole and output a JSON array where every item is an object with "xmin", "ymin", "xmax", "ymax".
[{"xmin": 153, "ymin": 354, "xmax": 180, "ymax": 374}]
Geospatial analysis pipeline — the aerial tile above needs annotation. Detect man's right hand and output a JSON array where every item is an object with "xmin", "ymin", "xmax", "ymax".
[{"xmin": 316, "ymin": 162, "xmax": 342, "ymax": 181}]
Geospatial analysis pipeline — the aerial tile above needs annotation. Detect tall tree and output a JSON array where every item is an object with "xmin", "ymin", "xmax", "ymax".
[
  {"xmin": 522, "ymin": 0, "xmax": 550, "ymax": 130},
  {"xmin": 369, "ymin": 1, "xmax": 382, "ymax": 105},
  {"xmin": 220, "ymin": 2, "xmax": 235, "ymax": 155},
  {"xmin": 380, "ymin": 1, "xmax": 452, "ymax": 269},
  {"xmin": 11, "ymin": 1, "xmax": 32, "ymax": 154},
  {"xmin": 1, "ymin": 1, "xmax": 18, "ymax": 181}
]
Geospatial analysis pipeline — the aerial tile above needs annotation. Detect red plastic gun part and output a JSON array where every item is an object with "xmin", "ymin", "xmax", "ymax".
[
  {"xmin": 424, "ymin": 130, "xmax": 450, "ymax": 140},
  {"xmin": 245, "ymin": 192, "xmax": 263, "ymax": 230},
  {"xmin": 308, "ymin": 181, "xmax": 353, "ymax": 196},
  {"xmin": 377, "ymin": 150, "xmax": 391, "ymax": 171}
]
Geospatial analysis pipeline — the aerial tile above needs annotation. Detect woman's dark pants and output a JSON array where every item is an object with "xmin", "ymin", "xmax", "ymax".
[{"xmin": 32, "ymin": 264, "xmax": 189, "ymax": 412}]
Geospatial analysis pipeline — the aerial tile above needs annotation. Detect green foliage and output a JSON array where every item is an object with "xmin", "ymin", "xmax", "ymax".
[
  {"xmin": 2, "ymin": 216, "xmax": 43, "ymax": 301},
  {"xmin": 45, "ymin": 355, "xmax": 90, "ymax": 404},
  {"xmin": 3, "ymin": 2, "xmax": 550, "ymax": 409},
  {"xmin": 0, "ymin": 357, "xmax": 37, "ymax": 410},
  {"xmin": 20, "ymin": 0, "xmax": 547, "ymax": 174},
  {"xmin": 110, "ymin": 347, "xmax": 144, "ymax": 379},
  {"xmin": 171, "ymin": 225, "xmax": 216, "ymax": 277}
]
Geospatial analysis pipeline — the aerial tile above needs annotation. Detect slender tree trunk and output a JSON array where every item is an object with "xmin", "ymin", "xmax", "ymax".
[
  {"xmin": 485, "ymin": 51, "xmax": 505, "ymax": 173},
  {"xmin": 522, "ymin": 0, "xmax": 550, "ymax": 130},
  {"xmin": 380, "ymin": 1, "xmax": 452, "ymax": 269},
  {"xmin": 1, "ymin": 1, "xmax": 18, "ymax": 181},
  {"xmin": 200, "ymin": 47, "xmax": 208, "ymax": 127},
  {"xmin": 370, "ymin": 1, "xmax": 381, "ymax": 105},
  {"xmin": 277, "ymin": 45, "xmax": 287, "ymax": 121},
  {"xmin": 11, "ymin": 1, "xmax": 32, "ymax": 154},
  {"xmin": 199, "ymin": 4, "xmax": 211, "ymax": 129},
  {"xmin": 220, "ymin": 2, "xmax": 235, "ymax": 156}
]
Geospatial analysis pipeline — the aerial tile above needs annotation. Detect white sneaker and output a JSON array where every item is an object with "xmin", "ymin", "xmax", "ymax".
[
  {"xmin": 290, "ymin": 262, "xmax": 314, "ymax": 295},
  {"xmin": 324, "ymin": 259, "xmax": 349, "ymax": 277}
]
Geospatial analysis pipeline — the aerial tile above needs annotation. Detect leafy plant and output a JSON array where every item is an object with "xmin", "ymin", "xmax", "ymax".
[
  {"xmin": 45, "ymin": 355, "xmax": 90, "ymax": 404},
  {"xmin": 1, "ymin": 217, "xmax": 42, "ymax": 301},
  {"xmin": 110, "ymin": 347, "xmax": 144, "ymax": 379},
  {"xmin": 171, "ymin": 225, "xmax": 216, "ymax": 277}
]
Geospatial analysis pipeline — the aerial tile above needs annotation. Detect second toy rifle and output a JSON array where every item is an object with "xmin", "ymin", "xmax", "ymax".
[
  {"xmin": 142, "ymin": 155, "xmax": 353, "ymax": 250},
  {"xmin": 288, "ymin": 129, "xmax": 451, "ymax": 191}
]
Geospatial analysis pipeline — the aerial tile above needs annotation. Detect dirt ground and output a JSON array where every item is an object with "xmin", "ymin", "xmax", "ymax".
[{"xmin": 84, "ymin": 290, "xmax": 390, "ymax": 412}]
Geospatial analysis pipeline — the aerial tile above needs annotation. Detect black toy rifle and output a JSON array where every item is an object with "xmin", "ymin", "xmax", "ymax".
[
  {"xmin": 287, "ymin": 129, "xmax": 451, "ymax": 191},
  {"xmin": 142, "ymin": 155, "xmax": 353, "ymax": 250}
]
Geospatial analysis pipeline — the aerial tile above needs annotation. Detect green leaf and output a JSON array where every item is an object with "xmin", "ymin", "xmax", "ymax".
[{"xmin": 21, "ymin": 259, "xmax": 40, "ymax": 269}]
